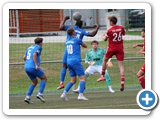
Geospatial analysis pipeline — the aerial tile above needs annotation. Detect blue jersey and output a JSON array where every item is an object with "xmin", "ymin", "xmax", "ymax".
[
  {"xmin": 24, "ymin": 44, "xmax": 42, "ymax": 68},
  {"xmin": 62, "ymin": 25, "xmax": 89, "ymax": 64},
  {"xmin": 64, "ymin": 25, "xmax": 89, "ymax": 41},
  {"xmin": 66, "ymin": 37, "xmax": 83, "ymax": 64}
]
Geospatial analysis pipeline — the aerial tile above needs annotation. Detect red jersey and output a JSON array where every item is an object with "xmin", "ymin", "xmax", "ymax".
[{"xmin": 106, "ymin": 25, "xmax": 125, "ymax": 48}]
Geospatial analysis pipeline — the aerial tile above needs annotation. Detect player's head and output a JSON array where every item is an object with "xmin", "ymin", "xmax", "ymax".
[
  {"xmin": 91, "ymin": 40, "xmax": 98, "ymax": 50},
  {"xmin": 108, "ymin": 16, "xmax": 117, "ymax": 26},
  {"xmin": 67, "ymin": 27, "xmax": 76, "ymax": 36},
  {"xmin": 75, "ymin": 20, "xmax": 83, "ymax": 28},
  {"xmin": 141, "ymin": 28, "xmax": 145, "ymax": 38},
  {"xmin": 34, "ymin": 37, "xmax": 43, "ymax": 46}
]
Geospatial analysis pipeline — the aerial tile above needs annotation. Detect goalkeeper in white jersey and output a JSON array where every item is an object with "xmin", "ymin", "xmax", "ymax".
[{"xmin": 73, "ymin": 40, "xmax": 114, "ymax": 93}]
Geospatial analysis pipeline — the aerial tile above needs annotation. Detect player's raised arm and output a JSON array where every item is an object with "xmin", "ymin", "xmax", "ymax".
[
  {"xmin": 59, "ymin": 16, "xmax": 70, "ymax": 30},
  {"xmin": 133, "ymin": 43, "xmax": 144, "ymax": 48},
  {"xmin": 88, "ymin": 24, "xmax": 99, "ymax": 37},
  {"xmin": 81, "ymin": 42, "xmax": 87, "ymax": 48}
]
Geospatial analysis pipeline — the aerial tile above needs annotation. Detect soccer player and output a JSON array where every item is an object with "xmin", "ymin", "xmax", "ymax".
[
  {"xmin": 23, "ymin": 37, "xmax": 47, "ymax": 104},
  {"xmin": 73, "ymin": 40, "xmax": 115, "ymax": 93},
  {"xmin": 133, "ymin": 28, "xmax": 145, "ymax": 89},
  {"xmin": 99, "ymin": 16, "xmax": 125, "ymax": 91},
  {"xmin": 60, "ymin": 27, "xmax": 88, "ymax": 101},
  {"xmin": 57, "ymin": 16, "xmax": 99, "ymax": 90}
]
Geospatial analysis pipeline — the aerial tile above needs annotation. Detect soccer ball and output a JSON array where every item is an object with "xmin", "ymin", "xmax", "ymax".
[{"xmin": 73, "ymin": 12, "xmax": 82, "ymax": 21}]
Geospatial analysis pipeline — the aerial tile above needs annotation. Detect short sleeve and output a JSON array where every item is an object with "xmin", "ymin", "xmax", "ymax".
[
  {"xmin": 85, "ymin": 50, "xmax": 90, "ymax": 63},
  {"xmin": 82, "ymin": 29, "xmax": 89, "ymax": 36},
  {"xmin": 34, "ymin": 46, "xmax": 41, "ymax": 55}
]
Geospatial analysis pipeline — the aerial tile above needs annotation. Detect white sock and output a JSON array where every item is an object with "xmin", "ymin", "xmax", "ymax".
[
  {"xmin": 38, "ymin": 93, "xmax": 42, "ymax": 96},
  {"xmin": 77, "ymin": 85, "xmax": 80, "ymax": 91},
  {"xmin": 108, "ymin": 86, "xmax": 112, "ymax": 90},
  {"xmin": 26, "ymin": 95, "xmax": 30, "ymax": 99},
  {"xmin": 79, "ymin": 93, "xmax": 83, "ymax": 97}
]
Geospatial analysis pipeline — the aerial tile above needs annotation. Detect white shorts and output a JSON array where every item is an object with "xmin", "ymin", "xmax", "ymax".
[{"xmin": 85, "ymin": 65, "xmax": 107, "ymax": 75}]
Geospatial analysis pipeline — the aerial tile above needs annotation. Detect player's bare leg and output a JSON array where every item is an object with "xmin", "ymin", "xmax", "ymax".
[
  {"xmin": 118, "ymin": 61, "xmax": 125, "ymax": 91},
  {"xmin": 137, "ymin": 70, "xmax": 145, "ymax": 89},
  {"xmin": 61, "ymin": 77, "xmax": 76, "ymax": 101},
  {"xmin": 24, "ymin": 78, "xmax": 38, "ymax": 104},
  {"xmin": 36, "ymin": 74, "xmax": 47, "ymax": 103},
  {"xmin": 97, "ymin": 56, "xmax": 108, "ymax": 82},
  {"xmin": 72, "ymin": 72, "xmax": 89, "ymax": 93},
  {"xmin": 57, "ymin": 64, "xmax": 67, "ymax": 90},
  {"xmin": 78, "ymin": 76, "xmax": 88, "ymax": 100}
]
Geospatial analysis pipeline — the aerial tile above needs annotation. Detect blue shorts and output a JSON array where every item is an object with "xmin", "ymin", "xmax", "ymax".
[
  {"xmin": 25, "ymin": 67, "xmax": 44, "ymax": 80},
  {"xmin": 67, "ymin": 62, "xmax": 85, "ymax": 77},
  {"xmin": 62, "ymin": 48, "xmax": 67, "ymax": 64}
]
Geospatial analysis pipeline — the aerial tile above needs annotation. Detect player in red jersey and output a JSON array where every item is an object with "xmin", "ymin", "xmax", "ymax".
[
  {"xmin": 98, "ymin": 16, "xmax": 125, "ymax": 91},
  {"xmin": 133, "ymin": 28, "xmax": 145, "ymax": 89}
]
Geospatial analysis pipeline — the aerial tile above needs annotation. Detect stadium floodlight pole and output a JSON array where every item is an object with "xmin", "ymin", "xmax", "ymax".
[{"xmin": 15, "ymin": 10, "xmax": 20, "ymax": 38}]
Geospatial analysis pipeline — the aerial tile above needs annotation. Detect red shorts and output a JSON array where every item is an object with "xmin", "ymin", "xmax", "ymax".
[
  {"xmin": 105, "ymin": 47, "xmax": 124, "ymax": 61},
  {"xmin": 140, "ymin": 63, "xmax": 145, "ymax": 72}
]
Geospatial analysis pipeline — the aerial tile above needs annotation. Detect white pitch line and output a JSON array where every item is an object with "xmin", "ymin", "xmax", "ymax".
[{"xmin": 67, "ymin": 104, "xmax": 138, "ymax": 109}]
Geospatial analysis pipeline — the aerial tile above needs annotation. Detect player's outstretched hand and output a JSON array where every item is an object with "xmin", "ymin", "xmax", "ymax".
[
  {"xmin": 107, "ymin": 58, "xmax": 113, "ymax": 67},
  {"xmin": 93, "ymin": 24, "xmax": 99, "ymax": 28},
  {"xmin": 102, "ymin": 34, "xmax": 107, "ymax": 41},
  {"xmin": 139, "ymin": 49, "xmax": 145, "ymax": 54},
  {"xmin": 107, "ymin": 61, "xmax": 113, "ymax": 67},
  {"xmin": 87, "ymin": 61, "xmax": 95, "ymax": 65},
  {"xmin": 35, "ymin": 65, "xmax": 39, "ymax": 70},
  {"xmin": 132, "ymin": 44, "xmax": 137, "ymax": 48},
  {"xmin": 90, "ymin": 61, "xmax": 95, "ymax": 65},
  {"xmin": 64, "ymin": 16, "xmax": 70, "ymax": 21}
]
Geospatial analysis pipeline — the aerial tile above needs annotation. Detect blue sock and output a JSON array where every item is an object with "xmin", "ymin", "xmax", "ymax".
[
  {"xmin": 85, "ymin": 73, "xmax": 89, "ymax": 78},
  {"xmin": 79, "ymin": 81, "xmax": 86, "ymax": 93},
  {"xmin": 39, "ymin": 80, "xmax": 46, "ymax": 94},
  {"xmin": 27, "ymin": 84, "xmax": 36, "ymax": 96},
  {"xmin": 64, "ymin": 82, "xmax": 73, "ymax": 92},
  {"xmin": 105, "ymin": 72, "xmax": 111, "ymax": 86},
  {"xmin": 60, "ymin": 67, "xmax": 67, "ymax": 83}
]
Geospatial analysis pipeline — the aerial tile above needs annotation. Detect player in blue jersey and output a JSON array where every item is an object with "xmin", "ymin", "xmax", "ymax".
[
  {"xmin": 23, "ymin": 38, "xmax": 47, "ymax": 104},
  {"xmin": 72, "ymin": 40, "xmax": 115, "ymax": 93},
  {"xmin": 57, "ymin": 16, "xmax": 99, "ymax": 90},
  {"xmin": 60, "ymin": 27, "xmax": 88, "ymax": 101}
]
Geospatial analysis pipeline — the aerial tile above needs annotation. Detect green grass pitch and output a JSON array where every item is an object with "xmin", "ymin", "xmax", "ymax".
[{"xmin": 9, "ymin": 40, "xmax": 144, "ymax": 109}]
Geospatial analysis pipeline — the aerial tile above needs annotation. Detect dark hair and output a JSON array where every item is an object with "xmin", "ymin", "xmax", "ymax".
[
  {"xmin": 108, "ymin": 16, "xmax": 117, "ymax": 25},
  {"xmin": 142, "ymin": 28, "xmax": 145, "ymax": 33},
  {"xmin": 75, "ymin": 20, "xmax": 83, "ymax": 28},
  {"xmin": 91, "ymin": 40, "xmax": 99, "ymax": 45},
  {"xmin": 34, "ymin": 37, "xmax": 43, "ymax": 44},
  {"xmin": 67, "ymin": 27, "xmax": 75, "ymax": 36}
]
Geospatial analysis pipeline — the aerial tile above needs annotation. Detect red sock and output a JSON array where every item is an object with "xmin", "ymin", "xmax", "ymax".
[
  {"xmin": 138, "ymin": 76, "xmax": 145, "ymax": 89},
  {"xmin": 102, "ymin": 70, "xmax": 105, "ymax": 76},
  {"xmin": 121, "ymin": 75, "xmax": 125, "ymax": 84}
]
